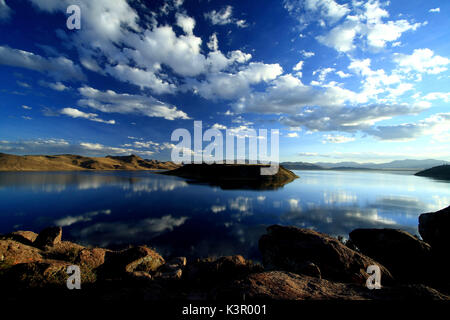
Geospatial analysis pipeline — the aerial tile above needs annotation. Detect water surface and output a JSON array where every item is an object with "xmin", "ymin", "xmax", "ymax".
[{"xmin": 0, "ymin": 170, "xmax": 448, "ymax": 260}]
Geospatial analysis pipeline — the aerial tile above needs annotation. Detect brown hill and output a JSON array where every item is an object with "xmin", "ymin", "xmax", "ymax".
[{"xmin": 0, "ymin": 153, "xmax": 180, "ymax": 171}]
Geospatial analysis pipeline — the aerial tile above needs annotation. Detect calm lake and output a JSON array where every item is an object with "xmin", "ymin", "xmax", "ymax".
[{"xmin": 0, "ymin": 170, "xmax": 448, "ymax": 261}]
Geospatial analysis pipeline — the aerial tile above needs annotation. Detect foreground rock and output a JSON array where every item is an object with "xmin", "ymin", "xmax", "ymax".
[
  {"xmin": 218, "ymin": 271, "xmax": 449, "ymax": 301},
  {"xmin": 419, "ymin": 205, "xmax": 450, "ymax": 251},
  {"xmin": 259, "ymin": 225, "xmax": 394, "ymax": 285},
  {"xmin": 1, "ymin": 225, "xmax": 449, "ymax": 301},
  {"xmin": 0, "ymin": 240, "xmax": 43, "ymax": 266},
  {"xmin": 349, "ymin": 228, "xmax": 432, "ymax": 283}
]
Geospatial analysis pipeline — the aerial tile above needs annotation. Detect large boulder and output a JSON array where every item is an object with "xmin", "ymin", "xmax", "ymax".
[
  {"xmin": 419, "ymin": 205, "xmax": 450, "ymax": 250},
  {"xmin": 1, "ymin": 259, "xmax": 96, "ymax": 289},
  {"xmin": 33, "ymin": 227, "xmax": 62, "ymax": 248},
  {"xmin": 218, "ymin": 271, "xmax": 450, "ymax": 301},
  {"xmin": 349, "ymin": 228, "xmax": 432, "ymax": 283},
  {"xmin": 4, "ymin": 231, "xmax": 38, "ymax": 246},
  {"xmin": 259, "ymin": 225, "xmax": 394, "ymax": 285},
  {"xmin": 0, "ymin": 240, "xmax": 43, "ymax": 266},
  {"xmin": 185, "ymin": 255, "xmax": 263, "ymax": 285},
  {"xmin": 97, "ymin": 246, "xmax": 165, "ymax": 278}
]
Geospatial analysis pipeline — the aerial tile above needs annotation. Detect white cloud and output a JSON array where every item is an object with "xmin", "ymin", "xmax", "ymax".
[
  {"xmin": 284, "ymin": 0, "xmax": 350, "ymax": 26},
  {"xmin": 286, "ymin": 132, "xmax": 299, "ymax": 138},
  {"xmin": 367, "ymin": 113, "xmax": 450, "ymax": 142},
  {"xmin": 204, "ymin": 5, "xmax": 247, "ymax": 27},
  {"xmin": 189, "ymin": 62, "xmax": 282, "ymax": 100},
  {"xmin": 39, "ymin": 81, "xmax": 69, "ymax": 91},
  {"xmin": 429, "ymin": 8, "xmax": 440, "ymax": 13},
  {"xmin": 0, "ymin": 45, "xmax": 85, "ymax": 81},
  {"xmin": 394, "ymin": 48, "xmax": 449, "ymax": 75},
  {"xmin": 281, "ymin": 103, "xmax": 428, "ymax": 133},
  {"xmin": 300, "ymin": 50, "xmax": 315, "ymax": 58},
  {"xmin": 78, "ymin": 86, "xmax": 190, "ymax": 120},
  {"xmin": 293, "ymin": 60, "xmax": 304, "ymax": 71},
  {"xmin": 423, "ymin": 92, "xmax": 450, "ymax": 103},
  {"xmin": 336, "ymin": 70, "xmax": 351, "ymax": 78},
  {"xmin": 22, "ymin": 105, "xmax": 32, "ymax": 110},
  {"xmin": 55, "ymin": 209, "xmax": 111, "ymax": 227},
  {"xmin": 234, "ymin": 74, "xmax": 361, "ymax": 114},
  {"xmin": 0, "ymin": 0, "xmax": 12, "ymax": 21},
  {"xmin": 313, "ymin": 1, "xmax": 425, "ymax": 52},
  {"xmin": 207, "ymin": 33, "xmax": 219, "ymax": 51},
  {"xmin": 176, "ymin": 13, "xmax": 196, "ymax": 35},
  {"xmin": 322, "ymin": 134, "xmax": 355, "ymax": 143},
  {"xmin": 61, "ymin": 107, "xmax": 116, "ymax": 124}
]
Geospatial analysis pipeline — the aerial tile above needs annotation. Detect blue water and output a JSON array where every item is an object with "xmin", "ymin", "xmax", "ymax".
[{"xmin": 0, "ymin": 170, "xmax": 448, "ymax": 260}]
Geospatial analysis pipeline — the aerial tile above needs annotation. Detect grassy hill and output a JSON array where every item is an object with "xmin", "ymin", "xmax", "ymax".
[
  {"xmin": 0, "ymin": 153, "xmax": 179, "ymax": 171},
  {"xmin": 415, "ymin": 165, "xmax": 450, "ymax": 180}
]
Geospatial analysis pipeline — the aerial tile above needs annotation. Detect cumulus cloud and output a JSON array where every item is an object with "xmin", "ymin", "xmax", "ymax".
[
  {"xmin": 77, "ymin": 86, "xmax": 190, "ymax": 120},
  {"xmin": 61, "ymin": 107, "xmax": 116, "ymax": 124},
  {"xmin": 204, "ymin": 5, "xmax": 247, "ymax": 27},
  {"xmin": 0, "ymin": 45, "xmax": 85, "ymax": 81},
  {"xmin": 188, "ymin": 62, "xmax": 282, "ymax": 100},
  {"xmin": 234, "ymin": 74, "xmax": 361, "ymax": 114},
  {"xmin": 367, "ymin": 113, "xmax": 450, "ymax": 142},
  {"xmin": 394, "ymin": 48, "xmax": 449, "ymax": 75},
  {"xmin": 429, "ymin": 8, "xmax": 440, "ymax": 13},
  {"xmin": 307, "ymin": 1, "xmax": 426, "ymax": 52},
  {"xmin": 284, "ymin": 0, "xmax": 350, "ymax": 27},
  {"xmin": 281, "ymin": 103, "xmax": 428, "ymax": 133}
]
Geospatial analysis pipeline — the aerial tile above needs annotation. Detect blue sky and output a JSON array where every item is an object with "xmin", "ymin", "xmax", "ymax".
[{"xmin": 0, "ymin": 0, "xmax": 449, "ymax": 162}]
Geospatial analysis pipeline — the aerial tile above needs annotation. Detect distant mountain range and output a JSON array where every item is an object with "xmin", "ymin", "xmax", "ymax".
[{"xmin": 281, "ymin": 159, "xmax": 450, "ymax": 170}]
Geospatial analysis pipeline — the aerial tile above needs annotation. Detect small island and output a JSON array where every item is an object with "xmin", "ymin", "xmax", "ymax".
[
  {"xmin": 0, "ymin": 153, "xmax": 179, "ymax": 171},
  {"xmin": 415, "ymin": 165, "xmax": 450, "ymax": 180},
  {"xmin": 161, "ymin": 163, "xmax": 299, "ymax": 190}
]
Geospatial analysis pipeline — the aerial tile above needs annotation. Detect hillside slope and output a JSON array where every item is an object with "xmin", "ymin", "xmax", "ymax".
[
  {"xmin": 415, "ymin": 165, "xmax": 450, "ymax": 180},
  {"xmin": 0, "ymin": 153, "xmax": 179, "ymax": 171}
]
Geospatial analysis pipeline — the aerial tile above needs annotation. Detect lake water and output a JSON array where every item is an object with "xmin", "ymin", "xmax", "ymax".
[{"xmin": 0, "ymin": 170, "xmax": 448, "ymax": 261}]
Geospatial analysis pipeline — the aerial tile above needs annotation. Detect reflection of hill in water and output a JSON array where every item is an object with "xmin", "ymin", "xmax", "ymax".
[
  {"xmin": 0, "ymin": 172, "xmax": 187, "ymax": 193},
  {"xmin": 162, "ymin": 164, "xmax": 299, "ymax": 190}
]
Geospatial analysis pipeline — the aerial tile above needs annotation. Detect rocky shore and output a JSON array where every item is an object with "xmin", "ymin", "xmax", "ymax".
[{"xmin": 1, "ymin": 205, "xmax": 449, "ymax": 301}]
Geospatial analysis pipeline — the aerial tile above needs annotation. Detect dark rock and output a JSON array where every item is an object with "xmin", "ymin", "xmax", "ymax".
[
  {"xmin": 419, "ymin": 205, "xmax": 450, "ymax": 251},
  {"xmin": 33, "ymin": 227, "xmax": 62, "ymax": 248},
  {"xmin": 185, "ymin": 255, "xmax": 263, "ymax": 284},
  {"xmin": 218, "ymin": 271, "xmax": 450, "ymax": 301},
  {"xmin": 349, "ymin": 228, "xmax": 432, "ymax": 283},
  {"xmin": 97, "ymin": 246, "xmax": 165, "ymax": 278},
  {"xmin": 259, "ymin": 225, "xmax": 394, "ymax": 285}
]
